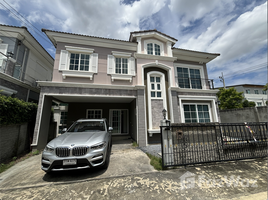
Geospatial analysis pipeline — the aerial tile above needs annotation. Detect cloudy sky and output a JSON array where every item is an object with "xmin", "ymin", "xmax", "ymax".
[{"xmin": 0, "ymin": 0, "xmax": 267, "ymax": 87}]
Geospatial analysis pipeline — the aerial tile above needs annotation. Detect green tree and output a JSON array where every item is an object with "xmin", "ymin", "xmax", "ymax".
[
  {"xmin": 242, "ymin": 100, "xmax": 256, "ymax": 108},
  {"xmin": 216, "ymin": 87, "xmax": 243, "ymax": 110}
]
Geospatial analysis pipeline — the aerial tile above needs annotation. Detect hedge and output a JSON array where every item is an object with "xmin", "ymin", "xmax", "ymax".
[{"xmin": 0, "ymin": 95, "xmax": 37, "ymax": 125}]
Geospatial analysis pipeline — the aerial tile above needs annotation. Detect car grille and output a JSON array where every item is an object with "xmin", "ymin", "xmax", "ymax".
[
  {"xmin": 55, "ymin": 146, "xmax": 89, "ymax": 157},
  {"xmin": 72, "ymin": 147, "xmax": 89, "ymax": 156},
  {"xmin": 56, "ymin": 147, "xmax": 70, "ymax": 157}
]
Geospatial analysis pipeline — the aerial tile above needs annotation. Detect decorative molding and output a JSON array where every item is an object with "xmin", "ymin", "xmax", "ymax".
[
  {"xmin": 65, "ymin": 46, "xmax": 94, "ymax": 54},
  {"xmin": 110, "ymin": 74, "xmax": 133, "ymax": 82},
  {"xmin": 171, "ymin": 87, "xmax": 218, "ymax": 94},
  {"xmin": 111, "ymin": 51, "xmax": 132, "ymax": 57},
  {"xmin": 134, "ymin": 53, "xmax": 177, "ymax": 61},
  {"xmin": 61, "ymin": 70, "xmax": 95, "ymax": 80}
]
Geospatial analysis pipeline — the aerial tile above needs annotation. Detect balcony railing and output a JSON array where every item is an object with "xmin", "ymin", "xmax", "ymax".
[{"xmin": 177, "ymin": 77, "xmax": 214, "ymax": 90}]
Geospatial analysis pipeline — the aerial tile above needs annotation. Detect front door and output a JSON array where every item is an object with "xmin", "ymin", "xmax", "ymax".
[{"xmin": 109, "ymin": 109, "xmax": 128, "ymax": 135}]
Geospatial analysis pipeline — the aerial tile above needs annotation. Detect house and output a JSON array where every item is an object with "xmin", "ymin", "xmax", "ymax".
[
  {"xmin": 0, "ymin": 24, "xmax": 54, "ymax": 103},
  {"xmin": 31, "ymin": 29, "xmax": 220, "ymax": 150},
  {"xmin": 225, "ymin": 84, "xmax": 267, "ymax": 106}
]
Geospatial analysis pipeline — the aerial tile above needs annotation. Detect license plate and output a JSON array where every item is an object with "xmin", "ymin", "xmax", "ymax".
[{"xmin": 63, "ymin": 159, "xmax": 77, "ymax": 165}]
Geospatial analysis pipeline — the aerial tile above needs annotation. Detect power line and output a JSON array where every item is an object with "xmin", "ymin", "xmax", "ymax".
[
  {"xmin": 224, "ymin": 64, "xmax": 267, "ymax": 79},
  {"xmin": 0, "ymin": 2, "xmax": 53, "ymax": 46}
]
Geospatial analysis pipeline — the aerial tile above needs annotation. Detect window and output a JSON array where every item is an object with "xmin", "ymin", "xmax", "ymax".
[
  {"xmin": 116, "ymin": 58, "xmax": 128, "ymax": 74},
  {"xmin": 69, "ymin": 53, "xmax": 90, "ymax": 71},
  {"xmin": 147, "ymin": 43, "xmax": 161, "ymax": 55},
  {"xmin": 150, "ymin": 76, "xmax": 162, "ymax": 98},
  {"xmin": 177, "ymin": 67, "xmax": 202, "ymax": 89},
  {"xmin": 263, "ymin": 90, "xmax": 267, "ymax": 95},
  {"xmin": 183, "ymin": 104, "xmax": 210, "ymax": 123},
  {"xmin": 60, "ymin": 112, "xmax": 68, "ymax": 124},
  {"xmin": 254, "ymin": 90, "xmax": 259, "ymax": 94},
  {"xmin": 87, "ymin": 109, "xmax": 102, "ymax": 119},
  {"xmin": 257, "ymin": 102, "xmax": 262, "ymax": 106},
  {"xmin": 246, "ymin": 89, "xmax": 250, "ymax": 94}
]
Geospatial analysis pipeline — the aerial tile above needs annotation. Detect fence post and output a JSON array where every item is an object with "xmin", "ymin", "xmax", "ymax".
[{"xmin": 161, "ymin": 120, "xmax": 174, "ymax": 166}]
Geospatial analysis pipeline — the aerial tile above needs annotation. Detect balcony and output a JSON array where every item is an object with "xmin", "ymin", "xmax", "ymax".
[{"xmin": 177, "ymin": 77, "xmax": 214, "ymax": 90}]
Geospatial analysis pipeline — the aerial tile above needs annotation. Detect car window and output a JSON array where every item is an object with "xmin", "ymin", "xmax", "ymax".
[{"xmin": 68, "ymin": 121, "xmax": 105, "ymax": 132}]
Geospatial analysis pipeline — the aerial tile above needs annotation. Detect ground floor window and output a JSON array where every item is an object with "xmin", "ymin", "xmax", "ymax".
[
  {"xmin": 60, "ymin": 112, "xmax": 68, "ymax": 124},
  {"xmin": 86, "ymin": 109, "xmax": 102, "ymax": 119},
  {"xmin": 109, "ymin": 109, "xmax": 128, "ymax": 134},
  {"xmin": 183, "ymin": 104, "xmax": 210, "ymax": 123}
]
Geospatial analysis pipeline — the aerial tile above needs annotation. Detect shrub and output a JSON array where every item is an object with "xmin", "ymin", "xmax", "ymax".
[{"xmin": 0, "ymin": 95, "xmax": 37, "ymax": 125}]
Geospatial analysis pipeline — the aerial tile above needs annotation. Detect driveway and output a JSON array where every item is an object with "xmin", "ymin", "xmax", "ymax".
[{"xmin": 0, "ymin": 138, "xmax": 156, "ymax": 190}]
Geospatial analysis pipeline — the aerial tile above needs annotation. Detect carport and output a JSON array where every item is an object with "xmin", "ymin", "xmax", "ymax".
[{"xmin": 31, "ymin": 82, "xmax": 147, "ymax": 150}]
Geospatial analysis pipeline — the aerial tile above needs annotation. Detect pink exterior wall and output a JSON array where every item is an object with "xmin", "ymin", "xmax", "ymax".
[{"xmin": 52, "ymin": 42, "xmax": 137, "ymax": 86}]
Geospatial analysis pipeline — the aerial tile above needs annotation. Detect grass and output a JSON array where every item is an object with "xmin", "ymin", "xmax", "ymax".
[
  {"xmin": 0, "ymin": 150, "xmax": 40, "ymax": 174},
  {"xmin": 146, "ymin": 153, "xmax": 163, "ymax": 170},
  {"xmin": 132, "ymin": 141, "xmax": 138, "ymax": 147}
]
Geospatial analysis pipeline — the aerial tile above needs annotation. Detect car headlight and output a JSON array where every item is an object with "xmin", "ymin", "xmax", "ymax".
[
  {"xmin": 44, "ymin": 145, "xmax": 54, "ymax": 153},
  {"xmin": 91, "ymin": 142, "xmax": 106, "ymax": 150}
]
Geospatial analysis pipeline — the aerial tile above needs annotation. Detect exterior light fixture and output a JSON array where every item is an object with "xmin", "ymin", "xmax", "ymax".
[{"xmin": 162, "ymin": 108, "xmax": 167, "ymax": 120}]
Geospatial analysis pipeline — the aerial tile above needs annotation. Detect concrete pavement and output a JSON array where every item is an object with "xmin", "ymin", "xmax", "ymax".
[{"xmin": 0, "ymin": 139, "xmax": 267, "ymax": 200}]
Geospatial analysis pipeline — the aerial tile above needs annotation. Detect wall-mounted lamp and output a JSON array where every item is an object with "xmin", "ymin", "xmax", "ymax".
[{"xmin": 162, "ymin": 108, "xmax": 167, "ymax": 120}]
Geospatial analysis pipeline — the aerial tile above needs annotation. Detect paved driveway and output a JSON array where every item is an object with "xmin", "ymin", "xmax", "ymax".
[{"xmin": 0, "ymin": 139, "xmax": 156, "ymax": 190}]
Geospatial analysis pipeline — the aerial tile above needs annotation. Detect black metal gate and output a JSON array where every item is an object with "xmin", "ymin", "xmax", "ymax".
[{"xmin": 160, "ymin": 122, "xmax": 268, "ymax": 168}]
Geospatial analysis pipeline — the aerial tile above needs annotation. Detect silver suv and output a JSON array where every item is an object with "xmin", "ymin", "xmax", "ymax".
[{"xmin": 41, "ymin": 119, "xmax": 112, "ymax": 173}]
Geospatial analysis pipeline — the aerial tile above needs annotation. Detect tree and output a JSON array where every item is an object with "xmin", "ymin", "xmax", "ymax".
[
  {"xmin": 242, "ymin": 100, "xmax": 256, "ymax": 108},
  {"xmin": 216, "ymin": 87, "xmax": 243, "ymax": 110}
]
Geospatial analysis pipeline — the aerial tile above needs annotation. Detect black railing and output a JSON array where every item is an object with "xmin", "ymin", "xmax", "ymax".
[
  {"xmin": 160, "ymin": 122, "xmax": 268, "ymax": 168},
  {"xmin": 177, "ymin": 78, "xmax": 214, "ymax": 89}
]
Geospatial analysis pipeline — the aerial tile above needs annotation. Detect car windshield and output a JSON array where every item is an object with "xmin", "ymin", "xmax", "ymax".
[{"xmin": 68, "ymin": 121, "xmax": 105, "ymax": 132}]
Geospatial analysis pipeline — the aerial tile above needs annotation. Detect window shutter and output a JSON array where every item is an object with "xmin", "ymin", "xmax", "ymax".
[
  {"xmin": 128, "ymin": 57, "xmax": 135, "ymax": 75},
  {"xmin": 91, "ymin": 53, "xmax": 98, "ymax": 73},
  {"xmin": 0, "ymin": 44, "xmax": 8, "ymax": 68},
  {"xmin": 59, "ymin": 50, "xmax": 69, "ymax": 70},
  {"xmin": 107, "ymin": 55, "xmax": 115, "ymax": 74}
]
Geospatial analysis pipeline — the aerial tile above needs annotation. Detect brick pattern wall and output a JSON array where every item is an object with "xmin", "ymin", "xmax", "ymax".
[{"xmin": 137, "ymin": 89, "xmax": 147, "ymax": 147}]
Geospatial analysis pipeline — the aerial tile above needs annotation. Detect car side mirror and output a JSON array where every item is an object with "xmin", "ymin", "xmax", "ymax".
[
  {"xmin": 108, "ymin": 127, "xmax": 113, "ymax": 132},
  {"xmin": 61, "ymin": 128, "xmax": 67, "ymax": 134}
]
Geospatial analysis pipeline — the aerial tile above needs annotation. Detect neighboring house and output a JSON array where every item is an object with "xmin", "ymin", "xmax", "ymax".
[
  {"xmin": 225, "ymin": 84, "xmax": 267, "ymax": 107},
  {"xmin": 31, "ymin": 29, "xmax": 220, "ymax": 150},
  {"xmin": 0, "ymin": 24, "xmax": 54, "ymax": 103}
]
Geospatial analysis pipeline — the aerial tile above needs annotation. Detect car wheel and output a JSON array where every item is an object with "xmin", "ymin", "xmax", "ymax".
[{"xmin": 100, "ymin": 143, "xmax": 111, "ymax": 169}]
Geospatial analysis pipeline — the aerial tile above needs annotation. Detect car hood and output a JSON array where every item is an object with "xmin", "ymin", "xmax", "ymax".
[{"xmin": 47, "ymin": 131, "xmax": 107, "ymax": 147}]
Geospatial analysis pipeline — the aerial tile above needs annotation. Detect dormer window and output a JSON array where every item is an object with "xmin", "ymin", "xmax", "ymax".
[
  {"xmin": 144, "ymin": 39, "xmax": 163, "ymax": 56},
  {"xmin": 147, "ymin": 43, "xmax": 160, "ymax": 56}
]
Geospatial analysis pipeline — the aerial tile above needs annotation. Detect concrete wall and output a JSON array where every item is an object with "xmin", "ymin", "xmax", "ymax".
[
  {"xmin": 220, "ymin": 106, "xmax": 268, "ymax": 123},
  {"xmin": 0, "ymin": 123, "xmax": 29, "ymax": 163}
]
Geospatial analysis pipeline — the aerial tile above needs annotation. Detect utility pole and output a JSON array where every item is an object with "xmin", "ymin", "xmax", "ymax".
[{"xmin": 219, "ymin": 72, "xmax": 226, "ymax": 88}]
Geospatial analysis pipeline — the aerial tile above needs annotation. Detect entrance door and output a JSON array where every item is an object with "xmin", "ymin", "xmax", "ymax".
[{"xmin": 109, "ymin": 109, "xmax": 128, "ymax": 135}]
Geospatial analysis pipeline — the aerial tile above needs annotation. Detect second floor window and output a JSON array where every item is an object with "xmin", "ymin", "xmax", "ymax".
[
  {"xmin": 69, "ymin": 53, "xmax": 90, "ymax": 71},
  {"xmin": 177, "ymin": 67, "xmax": 202, "ymax": 89},
  {"xmin": 263, "ymin": 90, "xmax": 267, "ymax": 95},
  {"xmin": 254, "ymin": 90, "xmax": 259, "ymax": 94},
  {"xmin": 116, "ymin": 58, "xmax": 128, "ymax": 74},
  {"xmin": 246, "ymin": 89, "xmax": 250, "ymax": 94},
  {"xmin": 147, "ymin": 43, "xmax": 160, "ymax": 56},
  {"xmin": 150, "ymin": 76, "xmax": 162, "ymax": 98}
]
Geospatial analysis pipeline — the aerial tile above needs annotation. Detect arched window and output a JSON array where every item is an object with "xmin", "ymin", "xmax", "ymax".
[{"xmin": 146, "ymin": 42, "xmax": 161, "ymax": 56}]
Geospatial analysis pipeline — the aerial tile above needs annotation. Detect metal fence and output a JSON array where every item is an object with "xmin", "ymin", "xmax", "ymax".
[{"xmin": 160, "ymin": 122, "xmax": 268, "ymax": 168}]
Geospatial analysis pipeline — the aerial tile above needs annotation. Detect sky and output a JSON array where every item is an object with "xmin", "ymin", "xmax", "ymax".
[{"xmin": 0, "ymin": 0, "xmax": 267, "ymax": 87}]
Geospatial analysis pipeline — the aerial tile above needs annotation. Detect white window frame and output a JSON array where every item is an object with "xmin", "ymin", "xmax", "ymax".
[
  {"xmin": 144, "ymin": 39, "xmax": 164, "ymax": 56},
  {"xmin": 149, "ymin": 75, "xmax": 162, "ymax": 99},
  {"xmin": 147, "ymin": 71, "xmax": 167, "ymax": 131},
  {"xmin": 86, "ymin": 109, "xmax": 102, "ymax": 119},
  {"xmin": 175, "ymin": 64, "xmax": 205, "ymax": 89},
  {"xmin": 59, "ymin": 46, "xmax": 98, "ymax": 80},
  {"xmin": 182, "ymin": 103, "xmax": 212, "ymax": 123},
  {"xmin": 178, "ymin": 95, "xmax": 218, "ymax": 123},
  {"xmin": 245, "ymin": 89, "xmax": 250, "ymax": 94},
  {"xmin": 107, "ymin": 51, "xmax": 135, "ymax": 82}
]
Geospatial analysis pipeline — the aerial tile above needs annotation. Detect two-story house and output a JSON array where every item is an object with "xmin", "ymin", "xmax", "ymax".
[
  {"xmin": 0, "ymin": 24, "xmax": 54, "ymax": 103},
  {"xmin": 225, "ymin": 84, "xmax": 267, "ymax": 106},
  {"xmin": 31, "ymin": 29, "xmax": 220, "ymax": 150}
]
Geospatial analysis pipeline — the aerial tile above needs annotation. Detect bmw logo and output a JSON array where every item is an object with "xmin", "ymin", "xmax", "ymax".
[{"xmin": 71, "ymin": 144, "xmax": 75, "ymax": 146}]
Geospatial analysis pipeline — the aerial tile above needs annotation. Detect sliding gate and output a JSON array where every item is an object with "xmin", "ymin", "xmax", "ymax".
[{"xmin": 160, "ymin": 122, "xmax": 268, "ymax": 168}]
